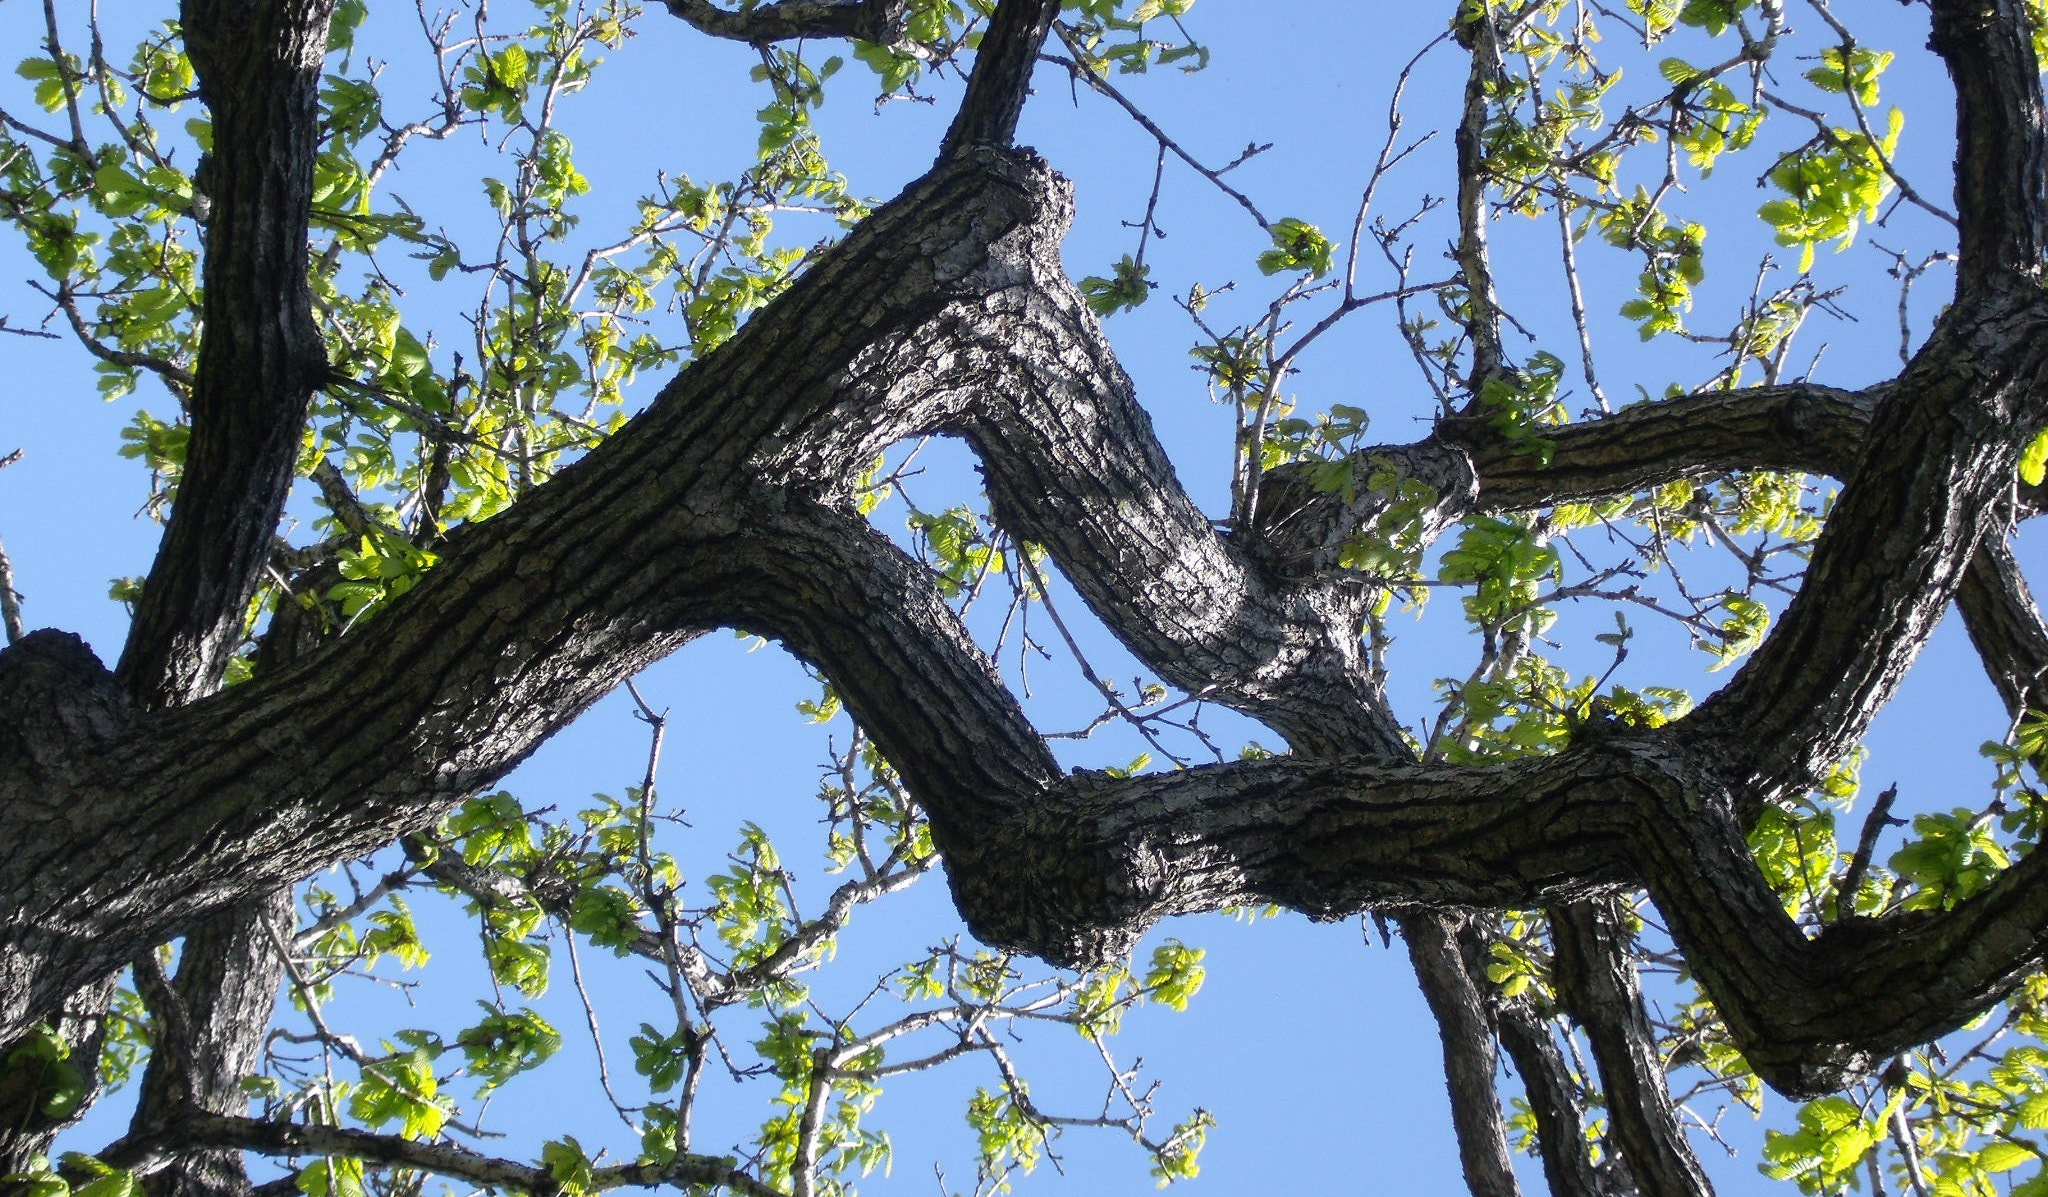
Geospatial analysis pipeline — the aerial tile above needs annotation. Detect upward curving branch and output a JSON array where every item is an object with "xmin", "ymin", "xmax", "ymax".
[{"xmin": 1677, "ymin": 298, "xmax": 2048, "ymax": 804}]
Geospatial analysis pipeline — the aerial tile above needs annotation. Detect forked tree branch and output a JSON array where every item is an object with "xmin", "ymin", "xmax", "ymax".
[{"xmin": 123, "ymin": 890, "xmax": 294, "ymax": 1194}]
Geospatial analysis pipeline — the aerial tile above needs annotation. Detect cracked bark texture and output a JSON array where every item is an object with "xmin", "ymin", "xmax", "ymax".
[
  {"xmin": 1551, "ymin": 900, "xmax": 1711, "ymax": 1197},
  {"xmin": 1406, "ymin": 913, "xmax": 1524, "ymax": 1197},
  {"xmin": 4, "ymin": 0, "xmax": 2048, "ymax": 1189}
]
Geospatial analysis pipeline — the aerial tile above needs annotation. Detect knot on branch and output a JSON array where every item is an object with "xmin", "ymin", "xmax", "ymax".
[
  {"xmin": 912, "ymin": 144, "xmax": 1071, "ymax": 279},
  {"xmin": 942, "ymin": 777, "xmax": 1167, "ymax": 969},
  {"xmin": 0, "ymin": 631, "xmax": 138, "ymax": 817}
]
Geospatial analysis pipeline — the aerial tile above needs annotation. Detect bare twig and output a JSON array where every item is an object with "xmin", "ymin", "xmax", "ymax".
[
  {"xmin": 0, "ymin": 316, "xmax": 61, "ymax": 340},
  {"xmin": 1045, "ymin": 31, "xmax": 1270, "ymax": 231}
]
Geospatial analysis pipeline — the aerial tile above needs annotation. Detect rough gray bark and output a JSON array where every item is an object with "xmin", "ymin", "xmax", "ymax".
[
  {"xmin": 1551, "ymin": 901, "xmax": 1711, "ymax": 1197},
  {"xmin": 661, "ymin": 0, "xmax": 910, "ymax": 49},
  {"xmin": 115, "ymin": 0, "xmax": 337, "ymax": 709},
  {"xmin": 1407, "ymin": 913, "xmax": 1526, "ymax": 1197},
  {"xmin": 124, "ymin": 891, "xmax": 293, "ymax": 1197},
  {"xmin": 115, "ymin": 1110, "xmax": 789, "ymax": 1196},
  {"xmin": 3, "ymin": 0, "xmax": 2048, "ymax": 1186},
  {"xmin": 2, "ymin": 0, "xmax": 339, "ymax": 1181},
  {"xmin": 1495, "ymin": 994, "xmax": 1615, "ymax": 1197}
]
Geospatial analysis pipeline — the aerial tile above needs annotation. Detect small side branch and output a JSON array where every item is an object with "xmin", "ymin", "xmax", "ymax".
[
  {"xmin": 1403, "ymin": 913, "xmax": 1525, "ymax": 1197},
  {"xmin": 1837, "ymin": 784, "xmax": 1903, "ymax": 923},
  {"xmin": 1452, "ymin": 11, "xmax": 1508, "ymax": 389},
  {"xmin": 169, "ymin": 1110, "xmax": 791, "ymax": 1197},
  {"xmin": 1495, "ymin": 1000, "xmax": 1610, "ymax": 1197},
  {"xmin": 0, "ymin": 450, "xmax": 24, "ymax": 641},
  {"xmin": 1549, "ymin": 898, "xmax": 1713, "ymax": 1197}
]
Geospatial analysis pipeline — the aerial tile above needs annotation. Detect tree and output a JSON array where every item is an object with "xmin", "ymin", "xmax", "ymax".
[{"xmin": 2, "ymin": 0, "xmax": 2047, "ymax": 1191}]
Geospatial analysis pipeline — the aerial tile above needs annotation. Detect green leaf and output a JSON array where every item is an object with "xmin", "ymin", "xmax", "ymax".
[
  {"xmin": 542, "ymin": 1138, "xmax": 597, "ymax": 1195},
  {"xmin": 1979, "ymin": 1140, "xmax": 2037, "ymax": 1173},
  {"xmin": 1142, "ymin": 939, "xmax": 1207, "ymax": 1011},
  {"xmin": 1256, "ymin": 217, "xmax": 1335, "ymax": 278},
  {"xmin": 2021, "ymin": 426, "xmax": 2048, "ymax": 486},
  {"xmin": 459, "ymin": 1004, "xmax": 562, "ymax": 1088},
  {"xmin": 5, "ymin": 1025, "xmax": 86, "ymax": 1120},
  {"xmin": 1658, "ymin": 56, "xmax": 1699, "ymax": 85},
  {"xmin": 569, "ymin": 885, "xmax": 642, "ymax": 952},
  {"xmin": 297, "ymin": 1158, "xmax": 366, "ymax": 1197},
  {"xmin": 1078, "ymin": 253, "xmax": 1152, "ymax": 315}
]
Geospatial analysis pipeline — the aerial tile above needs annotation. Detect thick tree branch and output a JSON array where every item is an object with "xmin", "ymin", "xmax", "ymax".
[
  {"xmin": 16, "ymin": 512, "xmax": 2048, "ymax": 1102},
  {"xmin": 117, "ymin": 0, "xmax": 337, "ymax": 708},
  {"xmin": 659, "ymin": 0, "xmax": 908, "ymax": 49},
  {"xmin": 161, "ymin": 1110, "xmax": 788, "ymax": 1197},
  {"xmin": 1494, "ymin": 1000, "xmax": 1611, "ymax": 1197},
  {"xmin": 1681, "ymin": 300, "xmax": 2048, "ymax": 807},
  {"xmin": 0, "ymin": 147, "xmax": 1079, "ymax": 1032},
  {"xmin": 1236, "ymin": 381, "xmax": 1875, "ymax": 602},
  {"xmin": 949, "ymin": 309, "xmax": 1411, "ymax": 755},
  {"xmin": 730, "ymin": 499, "xmax": 1062, "ymax": 834},
  {"xmin": 1930, "ymin": 0, "xmax": 2047, "ymax": 300},
  {"xmin": 1462, "ymin": 384, "xmax": 1875, "ymax": 510},
  {"xmin": 938, "ymin": 0, "xmax": 1060, "ymax": 157},
  {"xmin": 1957, "ymin": 533, "xmax": 2048, "ymax": 721},
  {"xmin": 126, "ymin": 890, "xmax": 294, "ymax": 1197},
  {"xmin": 1621, "ymin": 750, "xmax": 2048, "ymax": 1096}
]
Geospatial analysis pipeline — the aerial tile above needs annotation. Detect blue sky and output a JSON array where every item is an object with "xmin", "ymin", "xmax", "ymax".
[{"xmin": 0, "ymin": 0, "xmax": 2025, "ymax": 1192}]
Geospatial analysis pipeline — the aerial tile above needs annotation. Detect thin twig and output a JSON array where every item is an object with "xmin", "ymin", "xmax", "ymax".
[{"xmin": 1044, "ymin": 33, "xmax": 1270, "ymax": 231}]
